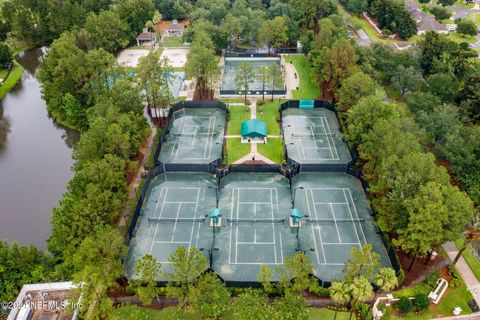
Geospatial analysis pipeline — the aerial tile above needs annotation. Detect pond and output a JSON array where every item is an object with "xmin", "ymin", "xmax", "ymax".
[{"xmin": 0, "ymin": 48, "xmax": 78, "ymax": 250}]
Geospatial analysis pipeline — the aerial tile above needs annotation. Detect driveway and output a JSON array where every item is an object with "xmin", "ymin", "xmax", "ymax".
[{"xmin": 357, "ymin": 29, "xmax": 373, "ymax": 46}]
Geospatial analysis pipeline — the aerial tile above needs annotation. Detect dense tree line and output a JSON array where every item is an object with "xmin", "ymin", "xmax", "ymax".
[{"xmin": 339, "ymin": 0, "xmax": 417, "ymax": 39}]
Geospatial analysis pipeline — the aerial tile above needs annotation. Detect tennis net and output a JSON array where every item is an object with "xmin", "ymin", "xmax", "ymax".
[
  {"xmin": 305, "ymin": 218, "xmax": 365, "ymax": 223},
  {"xmin": 227, "ymin": 218, "xmax": 286, "ymax": 223},
  {"xmin": 147, "ymin": 217, "xmax": 206, "ymax": 223},
  {"xmin": 291, "ymin": 132, "xmax": 337, "ymax": 138},
  {"xmin": 173, "ymin": 132, "xmax": 216, "ymax": 137}
]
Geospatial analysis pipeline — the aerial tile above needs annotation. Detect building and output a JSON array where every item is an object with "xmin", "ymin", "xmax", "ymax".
[
  {"xmin": 166, "ymin": 20, "xmax": 185, "ymax": 37},
  {"xmin": 406, "ymin": 0, "xmax": 449, "ymax": 35},
  {"xmin": 136, "ymin": 28, "xmax": 156, "ymax": 46},
  {"xmin": 240, "ymin": 119, "xmax": 267, "ymax": 142},
  {"xmin": 7, "ymin": 282, "xmax": 80, "ymax": 320}
]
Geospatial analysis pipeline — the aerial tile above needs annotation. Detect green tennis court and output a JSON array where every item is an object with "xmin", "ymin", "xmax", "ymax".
[
  {"xmin": 293, "ymin": 172, "xmax": 391, "ymax": 281},
  {"xmin": 126, "ymin": 172, "xmax": 390, "ymax": 283},
  {"xmin": 283, "ymin": 108, "xmax": 352, "ymax": 165},
  {"xmin": 125, "ymin": 172, "xmax": 217, "ymax": 280},
  {"xmin": 157, "ymin": 108, "xmax": 226, "ymax": 164}
]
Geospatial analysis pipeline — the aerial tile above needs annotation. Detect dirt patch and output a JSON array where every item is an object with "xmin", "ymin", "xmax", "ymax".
[{"xmin": 398, "ymin": 249, "xmax": 448, "ymax": 287}]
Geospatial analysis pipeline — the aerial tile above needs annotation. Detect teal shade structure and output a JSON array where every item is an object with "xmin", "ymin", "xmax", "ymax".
[
  {"xmin": 299, "ymin": 100, "xmax": 314, "ymax": 109},
  {"xmin": 290, "ymin": 208, "xmax": 302, "ymax": 224},
  {"xmin": 209, "ymin": 208, "xmax": 221, "ymax": 224},
  {"xmin": 241, "ymin": 119, "xmax": 267, "ymax": 138}
]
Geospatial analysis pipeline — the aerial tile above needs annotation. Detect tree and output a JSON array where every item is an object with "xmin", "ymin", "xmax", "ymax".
[
  {"xmin": 329, "ymin": 281, "xmax": 352, "ymax": 320},
  {"xmin": 456, "ymin": 19, "xmax": 477, "ymax": 36},
  {"xmin": 272, "ymin": 291, "xmax": 310, "ymax": 320},
  {"xmin": 348, "ymin": 276, "xmax": 373, "ymax": 320},
  {"xmin": 390, "ymin": 66, "xmax": 423, "ymax": 97},
  {"xmin": 459, "ymin": 72, "xmax": 480, "ymax": 122},
  {"xmin": 438, "ymin": 0, "xmax": 455, "ymax": 5},
  {"xmin": 164, "ymin": 246, "xmax": 208, "ymax": 309},
  {"xmin": 0, "ymin": 43, "xmax": 12, "ymax": 69},
  {"xmin": 405, "ymin": 91, "xmax": 441, "ymax": 114},
  {"xmin": 72, "ymin": 225, "xmax": 126, "ymax": 319},
  {"xmin": 314, "ymin": 39, "xmax": 357, "ymax": 99},
  {"xmin": 95, "ymin": 78, "xmax": 144, "ymax": 116},
  {"xmin": 415, "ymin": 104, "xmax": 463, "ymax": 144},
  {"xmin": 345, "ymin": 0, "xmax": 368, "ymax": 14},
  {"xmin": 259, "ymin": 16, "xmax": 288, "ymax": 54},
  {"xmin": 221, "ymin": 13, "xmax": 245, "ymax": 47},
  {"xmin": 117, "ymin": 0, "xmax": 155, "ymax": 33},
  {"xmin": 258, "ymin": 265, "xmax": 273, "ymax": 293},
  {"xmin": 138, "ymin": 52, "xmax": 173, "ymax": 112},
  {"xmin": 84, "ymin": 10, "xmax": 130, "ymax": 53},
  {"xmin": 289, "ymin": 0, "xmax": 338, "ymax": 34},
  {"xmin": 129, "ymin": 254, "xmax": 161, "ymax": 305},
  {"xmin": 413, "ymin": 293, "xmax": 430, "ymax": 313},
  {"xmin": 394, "ymin": 182, "xmax": 475, "ymax": 271},
  {"xmin": 426, "ymin": 73, "xmax": 459, "ymax": 104},
  {"xmin": 345, "ymin": 91, "xmax": 399, "ymax": 148},
  {"xmin": 375, "ymin": 268, "xmax": 398, "ymax": 294},
  {"xmin": 429, "ymin": 7, "xmax": 452, "ymax": 21},
  {"xmin": 343, "ymin": 244, "xmax": 381, "ymax": 283},
  {"xmin": 257, "ymin": 66, "xmax": 271, "ymax": 101},
  {"xmin": 231, "ymin": 289, "xmax": 272, "ymax": 319},
  {"xmin": 397, "ymin": 296, "xmax": 413, "ymax": 315},
  {"xmin": 186, "ymin": 31, "xmax": 220, "ymax": 99},
  {"xmin": 189, "ymin": 272, "xmax": 230, "ymax": 319},
  {"xmin": 452, "ymin": 228, "xmax": 480, "ymax": 266},
  {"xmin": 280, "ymin": 253, "xmax": 318, "ymax": 293},
  {"xmin": 269, "ymin": 63, "xmax": 283, "ymax": 101},
  {"xmin": 337, "ymin": 71, "xmax": 380, "ymax": 112},
  {"xmin": 235, "ymin": 62, "xmax": 255, "ymax": 102},
  {"xmin": 0, "ymin": 241, "xmax": 53, "ymax": 302}
]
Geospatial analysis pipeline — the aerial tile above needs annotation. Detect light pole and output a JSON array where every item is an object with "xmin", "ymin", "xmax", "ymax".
[
  {"xmin": 292, "ymin": 186, "xmax": 304, "ymax": 208},
  {"xmin": 208, "ymin": 185, "xmax": 219, "ymax": 208}
]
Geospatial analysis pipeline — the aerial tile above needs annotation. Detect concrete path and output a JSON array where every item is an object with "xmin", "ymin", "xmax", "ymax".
[
  {"xmin": 357, "ymin": 29, "xmax": 373, "ymax": 47},
  {"xmin": 443, "ymin": 241, "xmax": 480, "ymax": 306},
  {"xmin": 282, "ymin": 55, "xmax": 299, "ymax": 99}
]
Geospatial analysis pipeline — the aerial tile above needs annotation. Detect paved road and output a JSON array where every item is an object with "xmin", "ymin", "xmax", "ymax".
[{"xmin": 357, "ymin": 29, "xmax": 373, "ymax": 46}]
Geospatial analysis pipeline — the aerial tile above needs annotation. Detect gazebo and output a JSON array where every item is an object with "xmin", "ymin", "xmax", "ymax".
[{"xmin": 241, "ymin": 119, "xmax": 267, "ymax": 143}]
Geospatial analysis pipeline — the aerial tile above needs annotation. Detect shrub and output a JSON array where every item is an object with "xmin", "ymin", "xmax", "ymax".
[
  {"xmin": 425, "ymin": 271, "xmax": 440, "ymax": 289},
  {"xmin": 413, "ymin": 293, "xmax": 430, "ymax": 313},
  {"xmin": 456, "ymin": 19, "xmax": 478, "ymax": 36},
  {"xmin": 429, "ymin": 6, "xmax": 452, "ymax": 21},
  {"xmin": 0, "ymin": 43, "xmax": 12, "ymax": 69},
  {"xmin": 311, "ymin": 286, "xmax": 330, "ymax": 298},
  {"xmin": 357, "ymin": 303, "xmax": 372, "ymax": 320},
  {"xmin": 397, "ymin": 296, "xmax": 413, "ymax": 315},
  {"xmin": 449, "ymin": 278, "xmax": 460, "ymax": 288}
]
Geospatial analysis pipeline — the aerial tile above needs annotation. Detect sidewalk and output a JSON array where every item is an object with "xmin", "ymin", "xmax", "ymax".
[{"xmin": 443, "ymin": 242, "xmax": 480, "ymax": 306}]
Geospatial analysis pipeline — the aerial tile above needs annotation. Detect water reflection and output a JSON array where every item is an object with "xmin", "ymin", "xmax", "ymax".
[{"xmin": 0, "ymin": 47, "xmax": 78, "ymax": 250}]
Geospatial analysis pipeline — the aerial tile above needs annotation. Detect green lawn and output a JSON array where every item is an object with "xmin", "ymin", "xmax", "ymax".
[
  {"xmin": 225, "ymin": 138, "xmax": 250, "ymax": 164},
  {"xmin": 454, "ymin": 238, "xmax": 480, "ymax": 282},
  {"xmin": 0, "ymin": 62, "xmax": 24, "ymax": 100},
  {"xmin": 219, "ymin": 98, "xmax": 248, "ymax": 104},
  {"xmin": 256, "ymin": 100, "xmax": 284, "ymax": 135},
  {"xmin": 285, "ymin": 55, "xmax": 321, "ymax": 100},
  {"xmin": 388, "ymin": 275, "xmax": 474, "ymax": 319},
  {"xmin": 454, "ymin": 0, "xmax": 474, "ymax": 9},
  {"xmin": 163, "ymin": 36, "xmax": 185, "ymax": 47},
  {"xmin": 227, "ymin": 106, "xmax": 250, "ymax": 135},
  {"xmin": 257, "ymin": 137, "xmax": 285, "ymax": 163},
  {"xmin": 447, "ymin": 32, "xmax": 477, "ymax": 44},
  {"xmin": 112, "ymin": 305, "xmax": 352, "ymax": 320}
]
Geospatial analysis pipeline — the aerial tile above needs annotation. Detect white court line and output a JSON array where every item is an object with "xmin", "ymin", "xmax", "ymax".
[
  {"xmin": 237, "ymin": 241, "xmax": 275, "ymax": 245},
  {"xmin": 152, "ymin": 240, "xmax": 190, "ymax": 244},
  {"xmin": 235, "ymin": 188, "xmax": 240, "ymax": 263},
  {"xmin": 164, "ymin": 201, "xmax": 198, "ymax": 204},
  {"xmin": 306, "ymin": 188, "xmax": 325, "ymax": 264},
  {"xmin": 313, "ymin": 202, "xmax": 348, "ymax": 205},
  {"xmin": 228, "ymin": 188, "xmax": 235, "ymax": 264},
  {"xmin": 237, "ymin": 201, "xmax": 272, "ymax": 205},
  {"xmin": 270, "ymin": 188, "xmax": 278, "ymax": 264},
  {"xmin": 344, "ymin": 188, "xmax": 368, "ymax": 245},
  {"xmin": 187, "ymin": 189, "xmax": 201, "ymax": 251},
  {"xmin": 321, "ymin": 117, "xmax": 335, "ymax": 159},
  {"xmin": 170, "ymin": 203, "xmax": 183, "ymax": 242},
  {"xmin": 330, "ymin": 203, "xmax": 343, "ymax": 244},
  {"xmin": 149, "ymin": 188, "xmax": 169, "ymax": 254},
  {"xmin": 322, "ymin": 117, "xmax": 340, "ymax": 160},
  {"xmin": 229, "ymin": 262, "xmax": 284, "ymax": 265},
  {"xmin": 342, "ymin": 188, "xmax": 362, "ymax": 247},
  {"xmin": 323, "ymin": 242, "xmax": 361, "ymax": 245}
]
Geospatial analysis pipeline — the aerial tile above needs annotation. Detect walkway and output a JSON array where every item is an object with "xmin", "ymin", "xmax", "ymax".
[
  {"xmin": 232, "ymin": 99, "xmax": 275, "ymax": 165},
  {"xmin": 443, "ymin": 242, "xmax": 480, "ymax": 306},
  {"xmin": 281, "ymin": 55, "xmax": 299, "ymax": 99}
]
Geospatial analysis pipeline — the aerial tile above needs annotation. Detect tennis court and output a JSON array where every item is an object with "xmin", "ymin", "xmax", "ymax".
[
  {"xmin": 283, "ymin": 108, "xmax": 351, "ymax": 165},
  {"xmin": 293, "ymin": 172, "xmax": 391, "ymax": 281},
  {"xmin": 125, "ymin": 172, "xmax": 216, "ymax": 279},
  {"xmin": 157, "ymin": 108, "xmax": 226, "ymax": 164},
  {"xmin": 213, "ymin": 173, "xmax": 296, "ymax": 282},
  {"xmin": 125, "ymin": 172, "xmax": 391, "ymax": 283}
]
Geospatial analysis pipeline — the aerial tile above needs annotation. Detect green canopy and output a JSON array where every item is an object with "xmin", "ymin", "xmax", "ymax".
[{"xmin": 241, "ymin": 119, "xmax": 267, "ymax": 138}]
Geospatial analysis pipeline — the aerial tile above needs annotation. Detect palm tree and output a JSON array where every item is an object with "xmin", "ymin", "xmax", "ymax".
[
  {"xmin": 329, "ymin": 281, "xmax": 352, "ymax": 320},
  {"xmin": 374, "ymin": 268, "xmax": 398, "ymax": 302},
  {"xmin": 453, "ymin": 227, "xmax": 480, "ymax": 266},
  {"xmin": 349, "ymin": 276, "xmax": 373, "ymax": 320}
]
